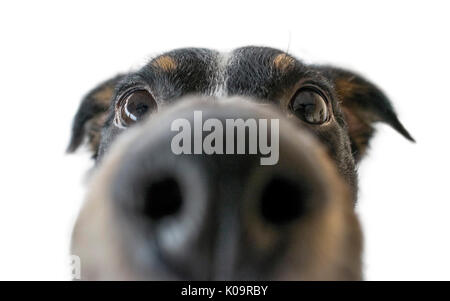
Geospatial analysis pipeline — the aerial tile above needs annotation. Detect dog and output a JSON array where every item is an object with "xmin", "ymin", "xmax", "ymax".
[{"xmin": 68, "ymin": 46, "xmax": 414, "ymax": 280}]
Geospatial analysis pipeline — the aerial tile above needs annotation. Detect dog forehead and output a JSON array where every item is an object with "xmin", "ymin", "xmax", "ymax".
[
  {"xmin": 145, "ymin": 47, "xmax": 302, "ymax": 99},
  {"xmin": 151, "ymin": 46, "xmax": 295, "ymax": 69},
  {"xmin": 226, "ymin": 46, "xmax": 301, "ymax": 98}
]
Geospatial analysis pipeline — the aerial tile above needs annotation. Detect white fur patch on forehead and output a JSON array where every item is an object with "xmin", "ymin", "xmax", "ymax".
[{"xmin": 209, "ymin": 52, "xmax": 231, "ymax": 98}]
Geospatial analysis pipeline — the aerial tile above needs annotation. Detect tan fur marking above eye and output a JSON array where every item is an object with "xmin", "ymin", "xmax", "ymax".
[
  {"xmin": 92, "ymin": 85, "xmax": 115, "ymax": 106},
  {"xmin": 152, "ymin": 55, "xmax": 177, "ymax": 72},
  {"xmin": 273, "ymin": 53, "xmax": 295, "ymax": 71}
]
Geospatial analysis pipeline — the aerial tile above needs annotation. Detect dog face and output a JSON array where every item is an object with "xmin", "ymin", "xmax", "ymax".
[{"xmin": 68, "ymin": 46, "xmax": 413, "ymax": 280}]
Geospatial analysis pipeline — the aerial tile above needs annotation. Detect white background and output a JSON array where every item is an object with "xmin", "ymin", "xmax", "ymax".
[{"xmin": 0, "ymin": 0, "xmax": 448, "ymax": 280}]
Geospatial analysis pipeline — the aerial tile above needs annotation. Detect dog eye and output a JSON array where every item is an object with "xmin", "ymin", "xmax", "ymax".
[
  {"xmin": 289, "ymin": 88, "xmax": 329, "ymax": 124},
  {"xmin": 118, "ymin": 90, "xmax": 157, "ymax": 126}
]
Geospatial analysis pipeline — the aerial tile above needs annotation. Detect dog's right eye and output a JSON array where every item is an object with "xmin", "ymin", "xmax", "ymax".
[
  {"xmin": 289, "ymin": 87, "xmax": 329, "ymax": 125},
  {"xmin": 117, "ymin": 90, "xmax": 157, "ymax": 127}
]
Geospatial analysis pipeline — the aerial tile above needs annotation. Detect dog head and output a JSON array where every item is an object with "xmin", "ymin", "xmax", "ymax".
[{"xmin": 68, "ymin": 47, "xmax": 413, "ymax": 280}]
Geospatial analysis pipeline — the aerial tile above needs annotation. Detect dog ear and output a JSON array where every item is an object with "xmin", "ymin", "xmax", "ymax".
[
  {"xmin": 314, "ymin": 66, "xmax": 414, "ymax": 161},
  {"xmin": 67, "ymin": 74, "xmax": 124, "ymax": 157}
]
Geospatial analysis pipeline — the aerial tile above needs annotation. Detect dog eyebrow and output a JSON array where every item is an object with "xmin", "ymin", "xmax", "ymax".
[
  {"xmin": 92, "ymin": 85, "xmax": 116, "ymax": 107},
  {"xmin": 273, "ymin": 53, "xmax": 295, "ymax": 72},
  {"xmin": 152, "ymin": 55, "xmax": 177, "ymax": 72}
]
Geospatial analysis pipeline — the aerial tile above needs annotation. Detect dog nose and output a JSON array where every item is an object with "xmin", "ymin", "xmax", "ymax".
[
  {"xmin": 125, "ymin": 157, "xmax": 309, "ymax": 229},
  {"xmin": 108, "ymin": 98, "xmax": 329, "ymax": 279},
  {"xmin": 102, "ymin": 98, "xmax": 354, "ymax": 280},
  {"xmin": 113, "ymin": 147, "xmax": 315, "ymax": 280}
]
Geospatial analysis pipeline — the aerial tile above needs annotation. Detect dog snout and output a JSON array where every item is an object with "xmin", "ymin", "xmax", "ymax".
[
  {"xmin": 72, "ymin": 97, "xmax": 362, "ymax": 280},
  {"xmin": 112, "ymin": 140, "xmax": 316, "ymax": 279}
]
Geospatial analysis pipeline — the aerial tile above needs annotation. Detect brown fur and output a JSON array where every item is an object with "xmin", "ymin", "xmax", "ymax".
[
  {"xmin": 273, "ymin": 53, "xmax": 295, "ymax": 72},
  {"xmin": 152, "ymin": 55, "xmax": 177, "ymax": 72}
]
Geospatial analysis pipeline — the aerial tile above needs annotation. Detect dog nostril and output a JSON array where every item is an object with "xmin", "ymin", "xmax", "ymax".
[
  {"xmin": 143, "ymin": 177, "xmax": 183, "ymax": 220},
  {"xmin": 260, "ymin": 176, "xmax": 309, "ymax": 226}
]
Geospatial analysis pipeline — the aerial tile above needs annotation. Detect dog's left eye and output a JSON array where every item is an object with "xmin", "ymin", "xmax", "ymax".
[
  {"xmin": 117, "ymin": 90, "xmax": 157, "ymax": 126},
  {"xmin": 289, "ymin": 88, "xmax": 329, "ymax": 124}
]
